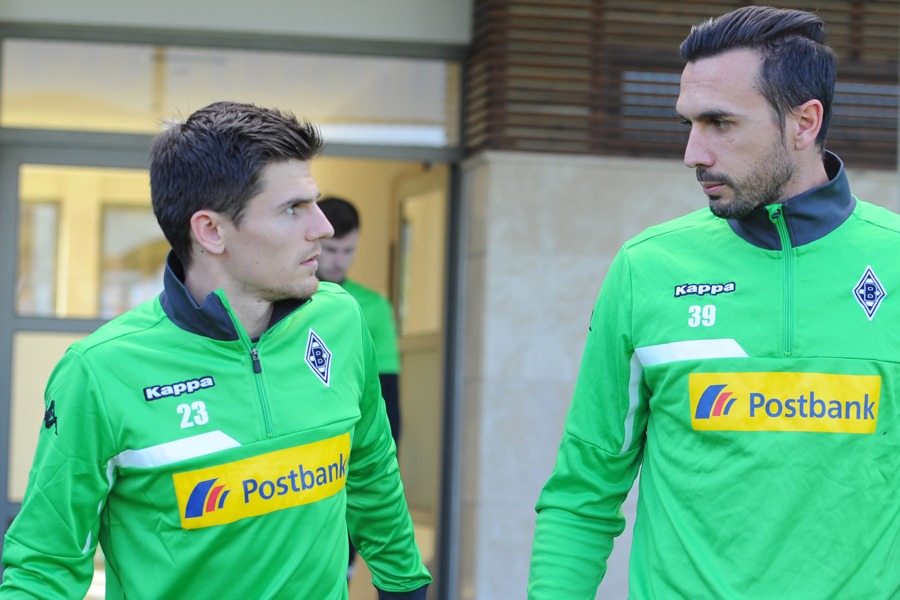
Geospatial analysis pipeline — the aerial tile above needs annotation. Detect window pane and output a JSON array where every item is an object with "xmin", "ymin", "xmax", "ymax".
[
  {"xmin": 16, "ymin": 164, "xmax": 160, "ymax": 319},
  {"xmin": 101, "ymin": 206, "xmax": 168, "ymax": 319},
  {"xmin": 16, "ymin": 202, "xmax": 59, "ymax": 316},
  {"xmin": 398, "ymin": 189, "xmax": 446, "ymax": 336},
  {"xmin": 2, "ymin": 38, "xmax": 460, "ymax": 146}
]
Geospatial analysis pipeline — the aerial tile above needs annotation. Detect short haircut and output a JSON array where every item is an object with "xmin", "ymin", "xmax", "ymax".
[
  {"xmin": 680, "ymin": 5, "xmax": 836, "ymax": 149},
  {"xmin": 150, "ymin": 101, "xmax": 324, "ymax": 266},
  {"xmin": 317, "ymin": 196, "xmax": 360, "ymax": 238}
]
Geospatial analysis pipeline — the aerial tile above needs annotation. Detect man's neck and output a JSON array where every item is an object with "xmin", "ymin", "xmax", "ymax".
[
  {"xmin": 222, "ymin": 295, "xmax": 274, "ymax": 340},
  {"xmin": 184, "ymin": 264, "xmax": 274, "ymax": 340},
  {"xmin": 779, "ymin": 151, "xmax": 831, "ymax": 204}
]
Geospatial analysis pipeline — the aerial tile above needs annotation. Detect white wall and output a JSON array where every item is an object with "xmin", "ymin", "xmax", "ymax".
[{"xmin": 0, "ymin": 0, "xmax": 473, "ymax": 45}]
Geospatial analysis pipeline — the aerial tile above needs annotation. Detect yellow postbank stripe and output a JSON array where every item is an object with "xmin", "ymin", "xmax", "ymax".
[
  {"xmin": 173, "ymin": 433, "xmax": 350, "ymax": 529},
  {"xmin": 690, "ymin": 372, "xmax": 880, "ymax": 434}
]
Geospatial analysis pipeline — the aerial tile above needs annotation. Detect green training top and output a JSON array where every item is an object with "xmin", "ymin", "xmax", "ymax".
[
  {"xmin": 341, "ymin": 279, "xmax": 401, "ymax": 374},
  {"xmin": 529, "ymin": 153, "xmax": 900, "ymax": 599},
  {"xmin": 1, "ymin": 255, "xmax": 430, "ymax": 600}
]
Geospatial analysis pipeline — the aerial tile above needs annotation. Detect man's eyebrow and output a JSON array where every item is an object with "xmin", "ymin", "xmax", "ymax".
[
  {"xmin": 677, "ymin": 109, "xmax": 736, "ymax": 122},
  {"xmin": 279, "ymin": 193, "xmax": 320, "ymax": 208}
]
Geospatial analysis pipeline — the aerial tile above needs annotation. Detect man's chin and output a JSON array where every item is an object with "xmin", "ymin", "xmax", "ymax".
[
  {"xmin": 270, "ymin": 281, "xmax": 319, "ymax": 302},
  {"xmin": 297, "ymin": 277, "xmax": 320, "ymax": 298},
  {"xmin": 708, "ymin": 198, "xmax": 737, "ymax": 219},
  {"xmin": 708, "ymin": 201, "xmax": 755, "ymax": 220}
]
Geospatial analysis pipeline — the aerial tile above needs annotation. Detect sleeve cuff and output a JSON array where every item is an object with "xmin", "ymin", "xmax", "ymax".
[{"xmin": 377, "ymin": 585, "xmax": 428, "ymax": 600}]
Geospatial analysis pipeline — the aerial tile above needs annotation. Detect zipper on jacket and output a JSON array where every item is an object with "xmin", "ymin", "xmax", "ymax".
[
  {"xmin": 767, "ymin": 204, "xmax": 793, "ymax": 357},
  {"xmin": 250, "ymin": 346, "xmax": 275, "ymax": 438}
]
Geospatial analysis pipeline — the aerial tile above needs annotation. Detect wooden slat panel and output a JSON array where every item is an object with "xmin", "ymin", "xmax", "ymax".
[{"xmin": 464, "ymin": 0, "xmax": 899, "ymax": 169}]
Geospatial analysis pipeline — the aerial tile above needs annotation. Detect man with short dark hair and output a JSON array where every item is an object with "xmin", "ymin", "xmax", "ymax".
[
  {"xmin": 1, "ymin": 101, "xmax": 430, "ymax": 600},
  {"xmin": 529, "ymin": 6, "xmax": 900, "ymax": 598}
]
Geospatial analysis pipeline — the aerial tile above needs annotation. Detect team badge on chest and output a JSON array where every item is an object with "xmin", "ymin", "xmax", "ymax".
[
  {"xmin": 305, "ymin": 328, "xmax": 332, "ymax": 386},
  {"xmin": 853, "ymin": 266, "xmax": 886, "ymax": 320}
]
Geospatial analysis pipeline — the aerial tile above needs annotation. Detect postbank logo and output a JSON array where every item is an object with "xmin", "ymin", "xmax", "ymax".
[
  {"xmin": 172, "ymin": 433, "xmax": 350, "ymax": 529},
  {"xmin": 690, "ymin": 372, "xmax": 880, "ymax": 434}
]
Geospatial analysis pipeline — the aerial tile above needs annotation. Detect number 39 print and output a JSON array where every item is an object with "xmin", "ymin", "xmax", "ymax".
[{"xmin": 688, "ymin": 304, "xmax": 716, "ymax": 327}]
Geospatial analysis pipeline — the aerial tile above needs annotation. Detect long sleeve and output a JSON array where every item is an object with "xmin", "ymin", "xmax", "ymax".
[
  {"xmin": 1, "ymin": 351, "xmax": 115, "ymax": 599},
  {"xmin": 528, "ymin": 249, "xmax": 647, "ymax": 599},
  {"xmin": 345, "ymin": 312, "xmax": 430, "ymax": 598}
]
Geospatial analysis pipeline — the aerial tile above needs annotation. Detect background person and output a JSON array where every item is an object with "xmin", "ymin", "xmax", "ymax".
[
  {"xmin": 0, "ymin": 101, "xmax": 430, "ymax": 600},
  {"xmin": 528, "ymin": 6, "xmax": 900, "ymax": 599},
  {"xmin": 316, "ymin": 195, "xmax": 405, "ymax": 585},
  {"xmin": 317, "ymin": 196, "xmax": 403, "ymax": 447}
]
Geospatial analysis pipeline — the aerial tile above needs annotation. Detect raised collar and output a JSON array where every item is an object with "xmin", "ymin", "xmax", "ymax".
[
  {"xmin": 727, "ymin": 151, "xmax": 854, "ymax": 250},
  {"xmin": 159, "ymin": 252, "xmax": 305, "ymax": 341}
]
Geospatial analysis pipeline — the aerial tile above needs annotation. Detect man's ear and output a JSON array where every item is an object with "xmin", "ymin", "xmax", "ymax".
[
  {"xmin": 792, "ymin": 99, "xmax": 824, "ymax": 151},
  {"xmin": 190, "ymin": 210, "xmax": 227, "ymax": 255}
]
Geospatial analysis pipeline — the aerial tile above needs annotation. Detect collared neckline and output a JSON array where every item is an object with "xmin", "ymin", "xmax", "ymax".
[
  {"xmin": 159, "ymin": 252, "xmax": 306, "ymax": 341},
  {"xmin": 727, "ymin": 152, "xmax": 854, "ymax": 250}
]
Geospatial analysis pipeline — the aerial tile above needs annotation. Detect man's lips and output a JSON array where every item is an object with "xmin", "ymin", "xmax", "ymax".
[
  {"xmin": 301, "ymin": 253, "xmax": 319, "ymax": 267},
  {"xmin": 701, "ymin": 182, "xmax": 725, "ymax": 195},
  {"xmin": 696, "ymin": 169, "xmax": 727, "ymax": 195}
]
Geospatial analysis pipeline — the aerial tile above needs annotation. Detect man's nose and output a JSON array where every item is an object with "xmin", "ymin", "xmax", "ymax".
[
  {"xmin": 310, "ymin": 204, "xmax": 334, "ymax": 240},
  {"xmin": 683, "ymin": 128, "xmax": 713, "ymax": 169}
]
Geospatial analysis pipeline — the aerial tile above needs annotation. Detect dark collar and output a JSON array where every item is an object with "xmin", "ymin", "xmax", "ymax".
[
  {"xmin": 159, "ymin": 252, "xmax": 305, "ymax": 341},
  {"xmin": 727, "ymin": 152, "xmax": 854, "ymax": 250}
]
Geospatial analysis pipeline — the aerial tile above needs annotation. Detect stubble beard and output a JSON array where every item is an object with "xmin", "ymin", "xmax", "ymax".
[
  {"xmin": 256, "ymin": 273, "xmax": 320, "ymax": 303},
  {"xmin": 701, "ymin": 140, "xmax": 794, "ymax": 220},
  {"xmin": 295, "ymin": 271, "xmax": 321, "ymax": 299}
]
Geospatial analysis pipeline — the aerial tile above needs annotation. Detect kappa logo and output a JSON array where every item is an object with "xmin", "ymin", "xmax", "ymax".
[
  {"xmin": 853, "ymin": 266, "xmax": 886, "ymax": 320},
  {"xmin": 43, "ymin": 400, "xmax": 58, "ymax": 435},
  {"xmin": 306, "ymin": 329, "xmax": 332, "ymax": 386},
  {"xmin": 674, "ymin": 282, "xmax": 736, "ymax": 298},
  {"xmin": 144, "ymin": 376, "xmax": 215, "ymax": 402}
]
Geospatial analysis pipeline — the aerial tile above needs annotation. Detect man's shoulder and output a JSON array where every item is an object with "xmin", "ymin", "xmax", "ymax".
[
  {"xmin": 341, "ymin": 279, "xmax": 380, "ymax": 297},
  {"xmin": 313, "ymin": 281, "xmax": 361, "ymax": 308},
  {"xmin": 341, "ymin": 279, "xmax": 393, "ymax": 307},
  {"xmin": 623, "ymin": 208, "xmax": 719, "ymax": 250},
  {"xmin": 854, "ymin": 198, "xmax": 900, "ymax": 233},
  {"xmin": 317, "ymin": 280, "xmax": 351, "ymax": 296},
  {"xmin": 313, "ymin": 281, "xmax": 371, "ymax": 316},
  {"xmin": 71, "ymin": 298, "xmax": 168, "ymax": 354}
]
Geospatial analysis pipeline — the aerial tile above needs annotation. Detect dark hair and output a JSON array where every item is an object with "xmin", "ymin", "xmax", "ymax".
[
  {"xmin": 150, "ymin": 101, "xmax": 324, "ymax": 266},
  {"xmin": 680, "ymin": 6, "xmax": 836, "ymax": 149},
  {"xmin": 317, "ymin": 196, "xmax": 360, "ymax": 238}
]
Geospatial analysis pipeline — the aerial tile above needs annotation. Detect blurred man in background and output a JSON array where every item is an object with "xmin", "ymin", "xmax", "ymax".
[{"xmin": 317, "ymin": 195, "xmax": 404, "ymax": 583}]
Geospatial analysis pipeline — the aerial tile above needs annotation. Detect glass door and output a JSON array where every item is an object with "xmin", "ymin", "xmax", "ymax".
[{"xmin": 0, "ymin": 140, "xmax": 156, "ymax": 597}]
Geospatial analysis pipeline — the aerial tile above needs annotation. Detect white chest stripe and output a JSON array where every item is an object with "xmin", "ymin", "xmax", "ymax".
[
  {"xmin": 635, "ymin": 338, "xmax": 748, "ymax": 367},
  {"xmin": 113, "ymin": 430, "xmax": 241, "ymax": 469},
  {"xmin": 621, "ymin": 354, "xmax": 644, "ymax": 454},
  {"xmin": 620, "ymin": 339, "xmax": 748, "ymax": 453}
]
